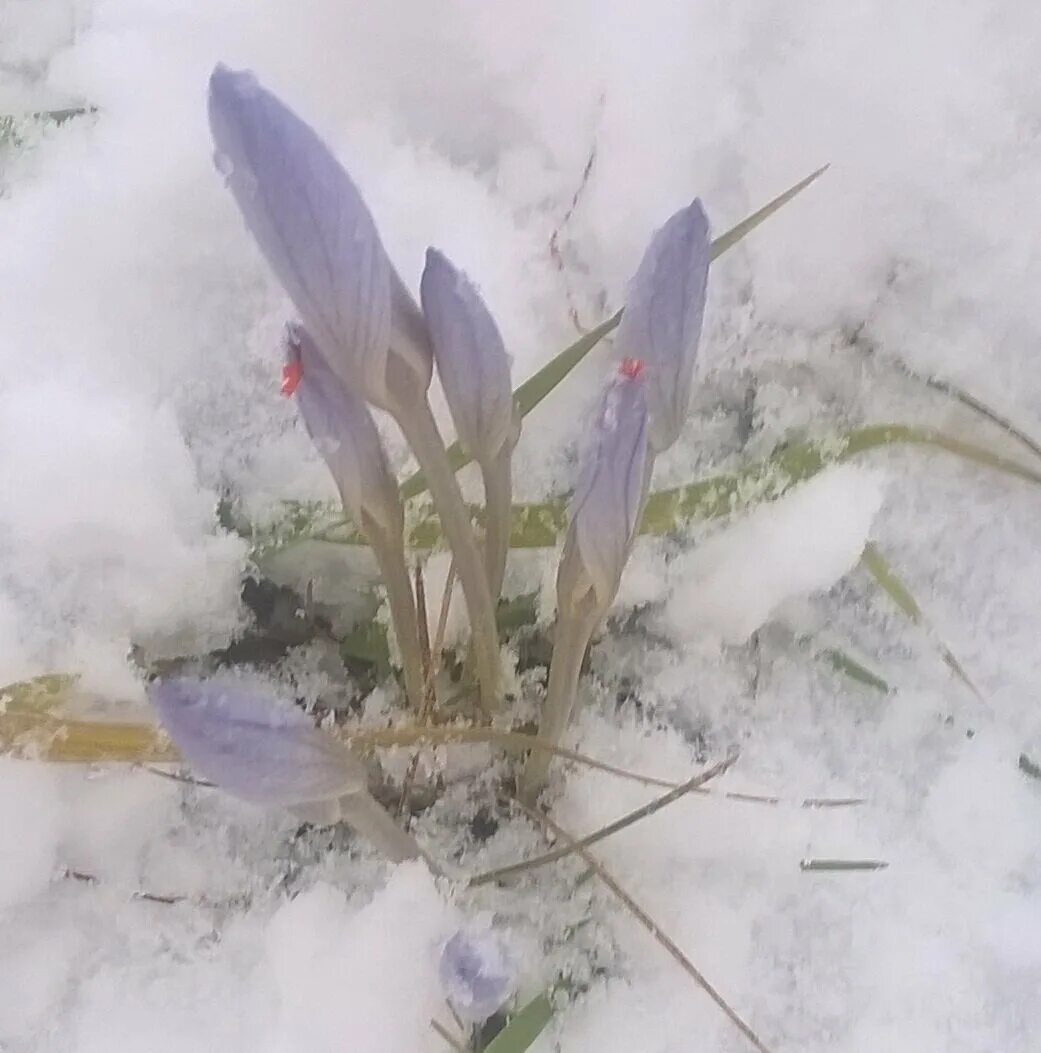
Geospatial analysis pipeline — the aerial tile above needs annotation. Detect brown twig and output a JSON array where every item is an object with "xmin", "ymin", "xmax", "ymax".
[
  {"xmin": 471, "ymin": 751, "xmax": 739, "ymax": 886},
  {"xmin": 510, "ymin": 798, "xmax": 775, "ymax": 1053},
  {"xmin": 62, "ymin": 868, "xmax": 184, "ymax": 906},
  {"xmin": 548, "ymin": 95, "xmax": 603, "ymax": 334}
]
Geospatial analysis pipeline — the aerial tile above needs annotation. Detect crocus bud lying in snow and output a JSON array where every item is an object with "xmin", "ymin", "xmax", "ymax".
[
  {"xmin": 208, "ymin": 64, "xmax": 431, "ymax": 414},
  {"xmin": 150, "ymin": 677, "xmax": 426, "ymax": 863},
  {"xmin": 420, "ymin": 247, "xmax": 519, "ymax": 595},
  {"xmin": 284, "ymin": 323, "xmax": 402, "ymax": 538},
  {"xmin": 616, "ymin": 199, "xmax": 710, "ymax": 451},
  {"xmin": 521, "ymin": 359, "xmax": 652, "ymax": 801},
  {"xmin": 439, "ymin": 929, "xmax": 515, "ymax": 1024},
  {"xmin": 149, "ymin": 676, "xmax": 367, "ymax": 807},
  {"xmin": 420, "ymin": 248, "xmax": 517, "ymax": 464}
]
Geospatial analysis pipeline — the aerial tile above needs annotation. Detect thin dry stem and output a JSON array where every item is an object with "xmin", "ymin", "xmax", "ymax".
[
  {"xmin": 511, "ymin": 798, "xmax": 775, "ymax": 1053},
  {"xmin": 471, "ymin": 751, "xmax": 738, "ymax": 886}
]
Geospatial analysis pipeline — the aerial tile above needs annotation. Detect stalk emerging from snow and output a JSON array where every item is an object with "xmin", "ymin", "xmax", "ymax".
[
  {"xmin": 520, "ymin": 360, "xmax": 651, "ymax": 802},
  {"xmin": 207, "ymin": 63, "xmax": 501, "ymax": 710},
  {"xmin": 283, "ymin": 323, "xmax": 425, "ymax": 712},
  {"xmin": 420, "ymin": 247, "xmax": 519, "ymax": 598},
  {"xmin": 149, "ymin": 676, "xmax": 426, "ymax": 863}
]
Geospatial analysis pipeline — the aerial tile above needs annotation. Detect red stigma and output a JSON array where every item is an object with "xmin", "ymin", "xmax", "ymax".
[
  {"xmin": 619, "ymin": 357, "xmax": 645, "ymax": 379},
  {"xmin": 281, "ymin": 360, "xmax": 303, "ymax": 396}
]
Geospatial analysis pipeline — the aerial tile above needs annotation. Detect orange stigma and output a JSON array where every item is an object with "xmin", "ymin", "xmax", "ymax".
[
  {"xmin": 619, "ymin": 357, "xmax": 645, "ymax": 379},
  {"xmin": 281, "ymin": 360, "xmax": 303, "ymax": 396}
]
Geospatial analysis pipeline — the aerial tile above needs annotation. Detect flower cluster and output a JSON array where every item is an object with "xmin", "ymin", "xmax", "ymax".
[{"xmin": 147, "ymin": 63, "xmax": 711, "ymax": 857}]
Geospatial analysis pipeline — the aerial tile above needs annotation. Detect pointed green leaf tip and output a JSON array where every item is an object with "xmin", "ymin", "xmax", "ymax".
[{"xmin": 482, "ymin": 993, "xmax": 553, "ymax": 1053}]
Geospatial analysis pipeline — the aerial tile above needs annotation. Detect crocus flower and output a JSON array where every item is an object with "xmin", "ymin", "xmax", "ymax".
[
  {"xmin": 208, "ymin": 64, "xmax": 430, "ymax": 414},
  {"xmin": 285, "ymin": 323, "xmax": 402, "ymax": 536},
  {"xmin": 150, "ymin": 676, "xmax": 426, "ymax": 863},
  {"xmin": 150, "ymin": 676, "xmax": 367, "ymax": 806},
  {"xmin": 284, "ymin": 323, "xmax": 426, "ymax": 712},
  {"xmin": 521, "ymin": 359, "xmax": 651, "ymax": 801},
  {"xmin": 615, "ymin": 200, "xmax": 710, "ymax": 452},
  {"xmin": 208, "ymin": 64, "xmax": 501, "ymax": 709},
  {"xmin": 420, "ymin": 248, "xmax": 519, "ymax": 595},
  {"xmin": 439, "ymin": 929, "xmax": 515, "ymax": 1024}
]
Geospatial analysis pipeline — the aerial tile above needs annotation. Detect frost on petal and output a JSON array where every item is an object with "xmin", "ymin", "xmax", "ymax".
[
  {"xmin": 149, "ymin": 676, "xmax": 367, "ymax": 806},
  {"xmin": 285, "ymin": 323, "xmax": 402, "ymax": 536},
  {"xmin": 208, "ymin": 64, "xmax": 429, "ymax": 406},
  {"xmin": 438, "ymin": 930, "xmax": 515, "ymax": 1023},
  {"xmin": 420, "ymin": 248, "xmax": 516, "ymax": 461},
  {"xmin": 616, "ymin": 199, "xmax": 710, "ymax": 451},
  {"xmin": 564, "ymin": 362, "xmax": 650, "ymax": 608}
]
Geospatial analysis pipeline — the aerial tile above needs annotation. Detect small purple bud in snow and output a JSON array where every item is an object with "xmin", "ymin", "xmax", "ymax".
[
  {"xmin": 439, "ymin": 930, "xmax": 515, "ymax": 1023},
  {"xmin": 149, "ymin": 677, "xmax": 367, "ymax": 807},
  {"xmin": 207, "ymin": 64, "xmax": 431, "ymax": 411},
  {"xmin": 284, "ymin": 322, "xmax": 402, "ymax": 537},
  {"xmin": 562, "ymin": 358, "xmax": 651, "ymax": 609},
  {"xmin": 420, "ymin": 248, "xmax": 518, "ymax": 462},
  {"xmin": 615, "ymin": 199, "xmax": 710, "ymax": 451}
]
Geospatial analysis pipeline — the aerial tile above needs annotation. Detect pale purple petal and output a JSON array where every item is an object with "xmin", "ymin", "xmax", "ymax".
[
  {"xmin": 615, "ymin": 199, "xmax": 710, "ymax": 451},
  {"xmin": 439, "ymin": 930, "xmax": 514, "ymax": 1023},
  {"xmin": 420, "ymin": 248, "xmax": 516, "ymax": 461},
  {"xmin": 208, "ymin": 65, "xmax": 430, "ymax": 406},
  {"xmin": 149, "ymin": 676, "xmax": 366, "ymax": 806},
  {"xmin": 565, "ymin": 361, "xmax": 650, "ymax": 606},
  {"xmin": 285, "ymin": 323, "xmax": 402, "ymax": 536}
]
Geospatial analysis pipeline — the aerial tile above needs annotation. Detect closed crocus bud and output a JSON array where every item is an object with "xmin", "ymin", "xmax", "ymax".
[
  {"xmin": 208, "ymin": 64, "xmax": 431, "ymax": 412},
  {"xmin": 615, "ymin": 200, "xmax": 710, "ymax": 451},
  {"xmin": 149, "ymin": 677, "xmax": 367, "ymax": 808},
  {"xmin": 439, "ymin": 929, "xmax": 515, "ymax": 1024},
  {"xmin": 419, "ymin": 248, "xmax": 517, "ymax": 463},
  {"xmin": 521, "ymin": 359, "xmax": 651, "ymax": 802},
  {"xmin": 562, "ymin": 358, "xmax": 652, "ymax": 611},
  {"xmin": 284, "ymin": 322, "xmax": 401, "ymax": 537}
]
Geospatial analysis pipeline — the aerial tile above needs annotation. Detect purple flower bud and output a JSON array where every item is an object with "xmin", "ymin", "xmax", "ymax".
[
  {"xmin": 563, "ymin": 359, "xmax": 651, "ymax": 609},
  {"xmin": 439, "ymin": 929, "xmax": 515, "ymax": 1023},
  {"xmin": 284, "ymin": 322, "xmax": 402, "ymax": 537},
  {"xmin": 149, "ymin": 677, "xmax": 367, "ymax": 807},
  {"xmin": 419, "ymin": 248, "xmax": 517, "ymax": 463},
  {"xmin": 208, "ymin": 64, "xmax": 431, "ymax": 411},
  {"xmin": 615, "ymin": 200, "xmax": 710, "ymax": 451}
]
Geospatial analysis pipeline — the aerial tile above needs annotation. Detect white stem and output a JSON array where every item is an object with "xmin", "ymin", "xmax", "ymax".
[
  {"xmin": 396, "ymin": 398, "xmax": 501, "ymax": 709},
  {"xmin": 366, "ymin": 522, "xmax": 425, "ymax": 713},
  {"xmin": 519, "ymin": 605, "xmax": 602, "ymax": 803},
  {"xmin": 337, "ymin": 789, "xmax": 432, "ymax": 866},
  {"xmin": 479, "ymin": 445, "xmax": 513, "ymax": 600}
]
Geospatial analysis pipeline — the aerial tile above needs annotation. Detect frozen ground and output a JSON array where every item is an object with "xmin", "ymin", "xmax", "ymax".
[{"xmin": 2, "ymin": 1, "xmax": 1041, "ymax": 1050}]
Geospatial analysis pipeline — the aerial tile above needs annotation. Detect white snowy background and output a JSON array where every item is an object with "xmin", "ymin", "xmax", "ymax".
[{"xmin": 2, "ymin": 1, "xmax": 1041, "ymax": 1050}]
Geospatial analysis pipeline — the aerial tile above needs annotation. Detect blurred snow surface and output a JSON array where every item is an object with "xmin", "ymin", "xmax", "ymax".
[{"xmin": 1, "ymin": 1, "xmax": 1041, "ymax": 1050}]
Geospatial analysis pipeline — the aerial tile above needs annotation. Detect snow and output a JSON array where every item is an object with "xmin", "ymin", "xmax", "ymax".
[
  {"xmin": 3, "ymin": 0, "xmax": 1041, "ymax": 1051},
  {"xmin": 663, "ymin": 465, "xmax": 886, "ymax": 645}
]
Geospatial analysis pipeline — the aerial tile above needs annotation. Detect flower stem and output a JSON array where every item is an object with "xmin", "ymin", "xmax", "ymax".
[
  {"xmin": 337, "ymin": 789, "xmax": 431, "ymax": 865},
  {"xmin": 397, "ymin": 398, "xmax": 501, "ymax": 709},
  {"xmin": 519, "ymin": 604, "xmax": 601, "ymax": 802},
  {"xmin": 366, "ymin": 524, "xmax": 426, "ymax": 714},
  {"xmin": 479, "ymin": 445, "xmax": 513, "ymax": 598}
]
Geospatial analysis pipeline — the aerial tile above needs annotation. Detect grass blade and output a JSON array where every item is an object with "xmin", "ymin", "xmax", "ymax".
[
  {"xmin": 482, "ymin": 993, "xmax": 553, "ymax": 1053},
  {"xmin": 817, "ymin": 646, "xmax": 890, "ymax": 694},
  {"xmin": 860, "ymin": 542, "xmax": 986, "ymax": 705},
  {"xmin": 311, "ymin": 421, "xmax": 1041, "ymax": 551}
]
